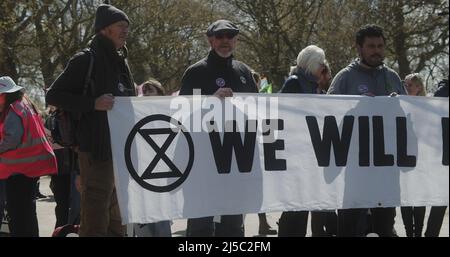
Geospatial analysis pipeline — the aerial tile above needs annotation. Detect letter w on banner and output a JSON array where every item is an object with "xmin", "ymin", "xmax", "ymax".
[{"xmin": 107, "ymin": 94, "xmax": 448, "ymax": 224}]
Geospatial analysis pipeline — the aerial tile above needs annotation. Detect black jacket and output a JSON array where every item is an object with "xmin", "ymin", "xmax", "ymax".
[
  {"xmin": 280, "ymin": 67, "xmax": 320, "ymax": 94},
  {"xmin": 179, "ymin": 50, "xmax": 257, "ymax": 95},
  {"xmin": 434, "ymin": 79, "xmax": 449, "ymax": 97},
  {"xmin": 46, "ymin": 35, "xmax": 135, "ymax": 160}
]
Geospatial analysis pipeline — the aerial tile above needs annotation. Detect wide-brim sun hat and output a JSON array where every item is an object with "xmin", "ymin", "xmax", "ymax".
[{"xmin": 0, "ymin": 76, "xmax": 23, "ymax": 94}]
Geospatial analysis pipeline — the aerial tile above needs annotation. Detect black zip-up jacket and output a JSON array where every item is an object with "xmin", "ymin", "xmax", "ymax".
[{"xmin": 179, "ymin": 50, "xmax": 257, "ymax": 95}]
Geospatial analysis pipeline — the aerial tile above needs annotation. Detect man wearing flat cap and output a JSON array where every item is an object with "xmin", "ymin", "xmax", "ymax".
[
  {"xmin": 46, "ymin": 4, "xmax": 136, "ymax": 237},
  {"xmin": 179, "ymin": 19, "xmax": 258, "ymax": 237},
  {"xmin": 180, "ymin": 19, "xmax": 257, "ymax": 96}
]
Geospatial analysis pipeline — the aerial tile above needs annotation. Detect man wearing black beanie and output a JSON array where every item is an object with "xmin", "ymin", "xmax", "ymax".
[
  {"xmin": 46, "ymin": 3, "xmax": 135, "ymax": 237},
  {"xmin": 94, "ymin": 4, "xmax": 130, "ymax": 33}
]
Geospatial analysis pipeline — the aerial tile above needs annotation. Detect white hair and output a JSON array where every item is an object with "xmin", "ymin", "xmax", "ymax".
[{"xmin": 296, "ymin": 45, "xmax": 326, "ymax": 75}]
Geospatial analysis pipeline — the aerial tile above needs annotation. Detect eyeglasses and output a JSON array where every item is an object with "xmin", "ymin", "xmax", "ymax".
[{"xmin": 215, "ymin": 33, "xmax": 236, "ymax": 39}]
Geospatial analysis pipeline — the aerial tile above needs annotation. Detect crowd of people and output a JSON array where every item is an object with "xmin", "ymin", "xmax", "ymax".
[{"xmin": 1, "ymin": 3, "xmax": 448, "ymax": 237}]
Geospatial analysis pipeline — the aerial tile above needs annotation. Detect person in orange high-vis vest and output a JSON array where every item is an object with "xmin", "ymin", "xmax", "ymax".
[{"xmin": 0, "ymin": 76, "xmax": 57, "ymax": 237}]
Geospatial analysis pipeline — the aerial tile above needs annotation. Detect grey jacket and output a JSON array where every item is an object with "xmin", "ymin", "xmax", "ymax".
[
  {"xmin": 327, "ymin": 59, "xmax": 405, "ymax": 96},
  {"xmin": 0, "ymin": 111, "xmax": 23, "ymax": 154}
]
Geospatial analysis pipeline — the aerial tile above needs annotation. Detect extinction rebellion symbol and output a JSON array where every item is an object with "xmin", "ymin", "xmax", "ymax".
[{"xmin": 124, "ymin": 114, "xmax": 194, "ymax": 192}]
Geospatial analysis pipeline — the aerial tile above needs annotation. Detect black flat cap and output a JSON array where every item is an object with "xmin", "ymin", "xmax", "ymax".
[{"xmin": 206, "ymin": 19, "xmax": 239, "ymax": 37}]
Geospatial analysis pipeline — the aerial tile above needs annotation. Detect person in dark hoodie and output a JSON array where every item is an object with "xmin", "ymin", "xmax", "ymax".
[
  {"xmin": 433, "ymin": 79, "xmax": 449, "ymax": 98},
  {"xmin": 328, "ymin": 24, "xmax": 405, "ymax": 237},
  {"xmin": 424, "ymin": 78, "xmax": 449, "ymax": 237},
  {"xmin": 179, "ymin": 19, "xmax": 258, "ymax": 237},
  {"xmin": 46, "ymin": 4, "xmax": 136, "ymax": 236}
]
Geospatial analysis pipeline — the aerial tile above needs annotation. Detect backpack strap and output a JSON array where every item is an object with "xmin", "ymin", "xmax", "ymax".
[{"xmin": 81, "ymin": 48, "xmax": 95, "ymax": 96}]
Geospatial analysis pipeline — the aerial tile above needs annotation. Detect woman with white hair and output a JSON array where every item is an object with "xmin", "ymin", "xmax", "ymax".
[
  {"xmin": 278, "ymin": 45, "xmax": 336, "ymax": 237},
  {"xmin": 280, "ymin": 45, "xmax": 331, "ymax": 94}
]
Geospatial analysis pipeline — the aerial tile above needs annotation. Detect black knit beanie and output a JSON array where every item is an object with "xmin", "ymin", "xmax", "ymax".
[{"xmin": 94, "ymin": 4, "xmax": 129, "ymax": 33}]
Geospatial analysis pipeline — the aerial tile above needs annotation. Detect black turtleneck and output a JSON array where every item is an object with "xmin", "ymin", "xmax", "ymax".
[
  {"xmin": 207, "ymin": 50, "xmax": 233, "ymax": 69},
  {"xmin": 180, "ymin": 50, "xmax": 257, "ymax": 95}
]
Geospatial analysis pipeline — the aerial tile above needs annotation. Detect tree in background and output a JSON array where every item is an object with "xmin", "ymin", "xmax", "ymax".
[
  {"xmin": 0, "ymin": 1, "xmax": 33, "ymax": 82},
  {"xmin": 1, "ymin": 0, "xmax": 97, "ymax": 110},
  {"xmin": 223, "ymin": 0, "xmax": 449, "ymax": 92},
  {"xmin": 113, "ymin": 0, "xmax": 216, "ymax": 93},
  {"xmin": 30, "ymin": 0, "xmax": 96, "ymax": 88},
  {"xmin": 0, "ymin": 0, "xmax": 448, "ymax": 105},
  {"xmin": 223, "ymin": 0, "xmax": 326, "ymax": 89},
  {"xmin": 368, "ymin": 0, "xmax": 449, "ymax": 92}
]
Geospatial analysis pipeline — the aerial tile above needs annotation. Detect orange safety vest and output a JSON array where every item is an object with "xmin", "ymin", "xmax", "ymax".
[{"xmin": 0, "ymin": 99, "xmax": 57, "ymax": 179}]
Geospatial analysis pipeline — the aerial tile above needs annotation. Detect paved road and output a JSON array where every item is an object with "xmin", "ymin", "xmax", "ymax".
[{"xmin": 2, "ymin": 175, "xmax": 448, "ymax": 237}]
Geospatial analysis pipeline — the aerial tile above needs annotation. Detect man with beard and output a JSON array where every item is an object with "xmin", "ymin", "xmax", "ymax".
[
  {"xmin": 179, "ymin": 19, "xmax": 258, "ymax": 237},
  {"xmin": 328, "ymin": 24, "xmax": 405, "ymax": 96},
  {"xmin": 327, "ymin": 24, "xmax": 405, "ymax": 237},
  {"xmin": 179, "ymin": 19, "xmax": 257, "ymax": 96}
]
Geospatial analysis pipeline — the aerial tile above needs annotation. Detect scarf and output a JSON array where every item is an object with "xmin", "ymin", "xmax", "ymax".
[{"xmin": 87, "ymin": 34, "xmax": 135, "ymax": 161}]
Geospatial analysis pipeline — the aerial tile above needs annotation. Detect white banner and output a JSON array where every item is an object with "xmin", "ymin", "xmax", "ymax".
[{"xmin": 108, "ymin": 94, "xmax": 449, "ymax": 223}]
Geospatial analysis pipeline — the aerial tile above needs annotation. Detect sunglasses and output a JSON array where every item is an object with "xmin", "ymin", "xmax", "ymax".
[{"xmin": 215, "ymin": 33, "xmax": 237, "ymax": 39}]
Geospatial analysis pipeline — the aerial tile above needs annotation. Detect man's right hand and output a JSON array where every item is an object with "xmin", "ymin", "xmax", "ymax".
[
  {"xmin": 214, "ymin": 88, "xmax": 233, "ymax": 98},
  {"xmin": 95, "ymin": 93, "xmax": 115, "ymax": 111}
]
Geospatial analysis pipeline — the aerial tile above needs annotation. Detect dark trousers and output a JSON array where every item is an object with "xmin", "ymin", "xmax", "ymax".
[
  {"xmin": 338, "ymin": 207, "xmax": 396, "ymax": 237},
  {"xmin": 425, "ymin": 206, "xmax": 448, "ymax": 237},
  {"xmin": 401, "ymin": 206, "xmax": 426, "ymax": 237},
  {"xmin": 50, "ymin": 174, "xmax": 71, "ymax": 228},
  {"xmin": 337, "ymin": 209, "xmax": 365, "ymax": 237},
  {"xmin": 5, "ymin": 175, "xmax": 39, "ymax": 237},
  {"xmin": 78, "ymin": 152, "xmax": 124, "ymax": 237},
  {"xmin": 0, "ymin": 180, "xmax": 6, "ymax": 230},
  {"xmin": 68, "ymin": 171, "xmax": 80, "ymax": 225},
  {"xmin": 311, "ymin": 211, "xmax": 338, "ymax": 237},
  {"xmin": 186, "ymin": 215, "xmax": 244, "ymax": 237},
  {"xmin": 278, "ymin": 211, "xmax": 309, "ymax": 237}
]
